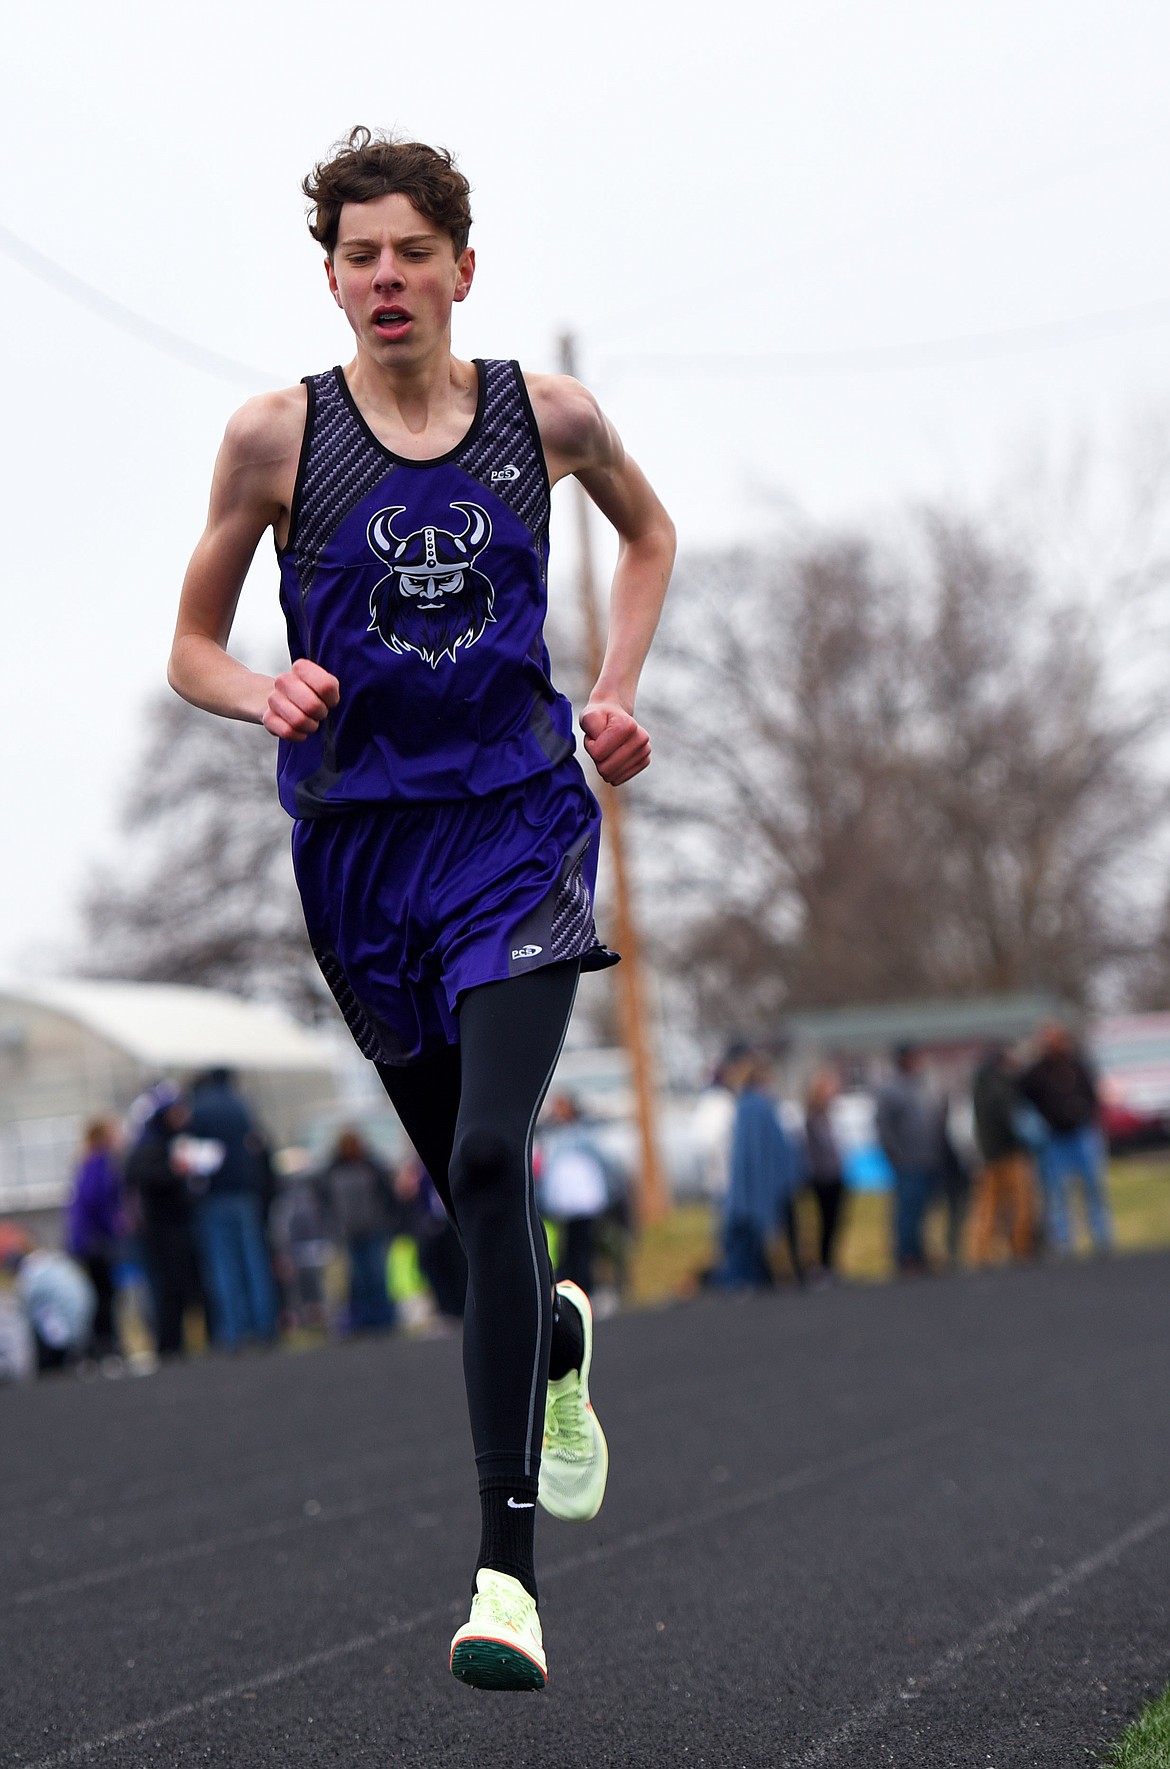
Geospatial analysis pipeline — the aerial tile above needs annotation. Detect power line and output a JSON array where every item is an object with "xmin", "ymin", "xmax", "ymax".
[
  {"xmin": 6, "ymin": 214, "xmax": 1167, "ymax": 394},
  {"xmin": 598, "ymin": 292, "xmax": 1170, "ymax": 381},
  {"xmin": 0, "ymin": 222, "xmax": 279, "ymax": 391}
]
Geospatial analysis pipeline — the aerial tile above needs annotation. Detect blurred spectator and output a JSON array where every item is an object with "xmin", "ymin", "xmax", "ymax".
[
  {"xmin": 538, "ymin": 1093, "xmax": 611, "ymax": 1297},
  {"xmin": 712, "ymin": 1046, "xmax": 804, "ymax": 1288},
  {"xmin": 12, "ymin": 1241, "xmax": 96, "ymax": 1373},
  {"xmin": 0, "ymin": 1297, "xmax": 35, "ymax": 1382},
  {"xmin": 803, "ymin": 1070, "xmax": 847, "ymax": 1280},
  {"xmin": 396, "ymin": 1157, "xmax": 467, "ymax": 1321},
  {"xmin": 318, "ymin": 1129, "xmax": 401, "ymax": 1333},
  {"xmin": 938, "ymin": 1104, "xmax": 973, "ymax": 1270},
  {"xmin": 185, "ymin": 1068, "xmax": 278, "ymax": 1348},
  {"xmin": 0, "ymin": 1224, "xmax": 37, "ymax": 1381},
  {"xmin": 1020, "ymin": 1023, "xmax": 1113, "ymax": 1255},
  {"xmin": 64, "ymin": 1117, "xmax": 126, "ymax": 1361},
  {"xmin": 875, "ymin": 1046, "xmax": 944, "ymax": 1276},
  {"xmin": 692, "ymin": 1061, "xmax": 736, "ymax": 1202},
  {"xmin": 969, "ymin": 1046, "xmax": 1037, "ymax": 1264},
  {"xmin": 268, "ymin": 1163, "xmax": 331, "ymax": 1332},
  {"xmin": 124, "ymin": 1086, "xmax": 203, "ymax": 1358},
  {"xmin": 591, "ymin": 1184, "xmax": 633, "ymax": 1314}
]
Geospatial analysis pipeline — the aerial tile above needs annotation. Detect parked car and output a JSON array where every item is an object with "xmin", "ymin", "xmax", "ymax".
[{"xmin": 1091, "ymin": 1016, "xmax": 1170, "ymax": 1152}]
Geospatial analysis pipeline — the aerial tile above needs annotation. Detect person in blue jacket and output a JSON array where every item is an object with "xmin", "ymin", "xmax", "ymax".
[
  {"xmin": 717, "ymin": 1045, "xmax": 805, "ymax": 1287},
  {"xmin": 186, "ymin": 1069, "xmax": 277, "ymax": 1349}
]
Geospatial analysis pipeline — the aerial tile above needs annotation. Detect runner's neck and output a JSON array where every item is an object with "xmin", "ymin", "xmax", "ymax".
[{"xmin": 343, "ymin": 347, "xmax": 479, "ymax": 460}]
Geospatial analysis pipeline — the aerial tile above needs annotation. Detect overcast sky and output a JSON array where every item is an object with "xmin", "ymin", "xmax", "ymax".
[{"xmin": 3, "ymin": 0, "xmax": 1169, "ymax": 975}]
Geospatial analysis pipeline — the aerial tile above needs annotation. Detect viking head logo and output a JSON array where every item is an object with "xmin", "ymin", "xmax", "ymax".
[{"xmin": 366, "ymin": 501, "xmax": 495, "ymax": 667}]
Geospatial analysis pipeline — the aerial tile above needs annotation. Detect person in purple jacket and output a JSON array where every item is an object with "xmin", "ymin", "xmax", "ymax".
[{"xmin": 65, "ymin": 1117, "xmax": 125, "ymax": 1361}]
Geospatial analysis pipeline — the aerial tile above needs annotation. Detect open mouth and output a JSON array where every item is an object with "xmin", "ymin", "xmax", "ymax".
[{"xmin": 372, "ymin": 307, "xmax": 412, "ymax": 336}]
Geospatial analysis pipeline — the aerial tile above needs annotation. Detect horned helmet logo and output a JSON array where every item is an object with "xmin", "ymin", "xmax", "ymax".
[{"xmin": 366, "ymin": 501, "xmax": 495, "ymax": 667}]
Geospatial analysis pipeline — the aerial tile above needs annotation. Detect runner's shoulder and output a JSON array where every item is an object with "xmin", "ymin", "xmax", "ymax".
[
  {"xmin": 523, "ymin": 372, "xmax": 611, "ymax": 473},
  {"xmin": 220, "ymin": 384, "xmax": 308, "ymax": 475}
]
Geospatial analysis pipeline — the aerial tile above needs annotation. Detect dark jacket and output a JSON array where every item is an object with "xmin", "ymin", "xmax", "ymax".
[
  {"xmin": 971, "ymin": 1058, "xmax": 1025, "ymax": 1163},
  {"xmin": 804, "ymin": 1105, "xmax": 843, "ymax": 1185},
  {"xmin": 875, "ymin": 1074, "xmax": 944, "ymax": 1176},
  {"xmin": 1020, "ymin": 1050, "xmax": 1098, "ymax": 1135},
  {"xmin": 318, "ymin": 1156, "xmax": 402, "ymax": 1243},
  {"xmin": 187, "ymin": 1080, "xmax": 265, "ymax": 1196},
  {"xmin": 125, "ymin": 1115, "xmax": 191, "ymax": 1226}
]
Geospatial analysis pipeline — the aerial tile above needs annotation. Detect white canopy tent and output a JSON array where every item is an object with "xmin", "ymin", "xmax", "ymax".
[{"xmin": 0, "ymin": 979, "xmax": 342, "ymax": 1210}]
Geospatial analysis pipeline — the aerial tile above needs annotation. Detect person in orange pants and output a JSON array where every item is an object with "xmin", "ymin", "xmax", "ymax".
[{"xmin": 969, "ymin": 1046, "xmax": 1037, "ymax": 1263}]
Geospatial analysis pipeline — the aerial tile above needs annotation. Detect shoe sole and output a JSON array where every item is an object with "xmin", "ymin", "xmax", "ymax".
[
  {"xmin": 539, "ymin": 1280, "xmax": 609, "ymax": 1522},
  {"xmin": 450, "ymin": 1637, "xmax": 547, "ymax": 1691}
]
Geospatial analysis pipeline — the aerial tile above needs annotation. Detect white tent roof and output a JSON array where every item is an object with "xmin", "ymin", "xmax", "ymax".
[{"xmin": 1, "ymin": 979, "xmax": 337, "ymax": 1073}]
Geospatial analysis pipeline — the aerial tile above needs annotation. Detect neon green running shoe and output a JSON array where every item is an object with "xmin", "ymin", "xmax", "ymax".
[
  {"xmin": 449, "ymin": 1568, "xmax": 548, "ymax": 1691},
  {"xmin": 538, "ymin": 1279, "xmax": 609, "ymax": 1522}
]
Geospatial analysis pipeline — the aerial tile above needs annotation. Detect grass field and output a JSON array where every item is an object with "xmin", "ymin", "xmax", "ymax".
[
  {"xmin": 1101, "ymin": 1683, "xmax": 1170, "ymax": 1767},
  {"xmin": 627, "ymin": 1155, "xmax": 1170, "ymax": 1305}
]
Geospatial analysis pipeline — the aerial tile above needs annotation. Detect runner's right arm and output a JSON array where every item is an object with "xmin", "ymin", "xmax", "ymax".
[{"xmin": 168, "ymin": 389, "xmax": 339, "ymax": 743}]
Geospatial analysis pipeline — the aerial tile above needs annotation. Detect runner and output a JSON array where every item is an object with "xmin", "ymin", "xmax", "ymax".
[{"xmin": 168, "ymin": 127, "xmax": 675, "ymax": 1691}]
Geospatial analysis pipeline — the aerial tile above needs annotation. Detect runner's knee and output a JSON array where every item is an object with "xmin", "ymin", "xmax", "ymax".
[{"xmin": 449, "ymin": 1124, "xmax": 524, "ymax": 1223}]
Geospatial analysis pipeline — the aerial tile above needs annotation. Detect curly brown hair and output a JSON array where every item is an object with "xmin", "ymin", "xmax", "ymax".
[{"xmin": 302, "ymin": 126, "xmax": 473, "ymax": 257}]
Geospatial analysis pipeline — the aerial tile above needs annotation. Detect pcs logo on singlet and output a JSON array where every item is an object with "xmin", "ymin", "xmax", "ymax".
[{"xmin": 366, "ymin": 501, "xmax": 496, "ymax": 669}]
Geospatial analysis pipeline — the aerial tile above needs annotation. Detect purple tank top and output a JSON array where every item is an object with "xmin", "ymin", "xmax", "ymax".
[{"xmin": 276, "ymin": 359, "xmax": 576, "ymax": 816}]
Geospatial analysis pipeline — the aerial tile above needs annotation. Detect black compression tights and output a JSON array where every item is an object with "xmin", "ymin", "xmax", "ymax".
[{"xmin": 376, "ymin": 962, "xmax": 580, "ymax": 1485}]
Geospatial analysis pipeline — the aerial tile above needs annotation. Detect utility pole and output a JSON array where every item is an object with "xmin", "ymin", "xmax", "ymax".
[{"xmin": 559, "ymin": 332, "xmax": 669, "ymax": 1226}]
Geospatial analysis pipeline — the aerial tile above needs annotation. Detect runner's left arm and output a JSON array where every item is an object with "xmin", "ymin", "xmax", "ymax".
[{"xmin": 531, "ymin": 376, "xmax": 676, "ymax": 786}]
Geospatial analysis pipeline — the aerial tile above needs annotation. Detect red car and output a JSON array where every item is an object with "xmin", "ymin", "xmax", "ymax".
[{"xmin": 1092, "ymin": 1016, "xmax": 1170, "ymax": 1152}]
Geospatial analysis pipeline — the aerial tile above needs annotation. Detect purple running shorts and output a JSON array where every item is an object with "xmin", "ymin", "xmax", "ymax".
[{"xmin": 292, "ymin": 757, "xmax": 619, "ymax": 1066}]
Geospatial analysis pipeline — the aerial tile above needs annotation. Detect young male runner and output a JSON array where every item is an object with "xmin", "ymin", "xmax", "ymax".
[{"xmin": 169, "ymin": 128, "xmax": 675, "ymax": 1690}]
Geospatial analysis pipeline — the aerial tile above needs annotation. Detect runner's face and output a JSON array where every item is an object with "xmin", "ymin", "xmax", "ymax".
[{"xmin": 326, "ymin": 193, "xmax": 474, "ymax": 365}]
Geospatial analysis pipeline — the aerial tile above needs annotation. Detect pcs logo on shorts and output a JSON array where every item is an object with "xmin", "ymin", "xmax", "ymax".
[{"xmin": 366, "ymin": 501, "xmax": 496, "ymax": 669}]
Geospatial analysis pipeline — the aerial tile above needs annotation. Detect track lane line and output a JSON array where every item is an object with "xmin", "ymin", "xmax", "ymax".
[
  {"xmin": 12, "ymin": 1473, "xmax": 467, "ymax": 1606},
  {"xmin": 15, "ymin": 1604, "xmax": 451, "ymax": 1769},
  {"xmin": 540, "ymin": 1418, "xmax": 959, "ymax": 1585},
  {"xmin": 8, "ymin": 1396, "xmax": 956, "ymax": 1607},
  {"xmin": 17, "ymin": 1418, "xmax": 956, "ymax": 1767},
  {"xmin": 0, "ymin": 1419, "xmax": 470, "ymax": 1532},
  {"xmin": 790, "ymin": 1496, "xmax": 1170, "ymax": 1766}
]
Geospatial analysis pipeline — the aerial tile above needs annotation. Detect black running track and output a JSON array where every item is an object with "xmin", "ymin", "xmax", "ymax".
[{"xmin": 4, "ymin": 1252, "xmax": 1169, "ymax": 1768}]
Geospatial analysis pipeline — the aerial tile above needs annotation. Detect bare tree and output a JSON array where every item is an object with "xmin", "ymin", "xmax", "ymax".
[
  {"xmin": 637, "ymin": 509, "xmax": 1168, "ymax": 1037},
  {"xmin": 905, "ymin": 515, "xmax": 1165, "ymax": 1001},
  {"xmin": 77, "ymin": 497, "xmax": 1169, "ymax": 1044},
  {"xmin": 1121, "ymin": 888, "xmax": 1170, "ymax": 1013},
  {"xmin": 638, "ymin": 534, "xmax": 928, "ymax": 1028},
  {"xmin": 79, "ymin": 693, "xmax": 326, "ymax": 1018}
]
